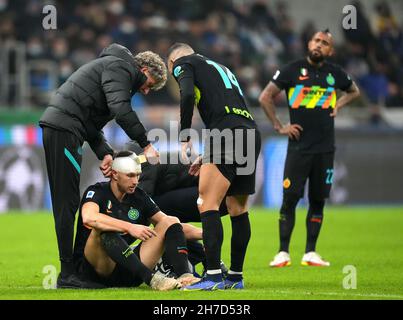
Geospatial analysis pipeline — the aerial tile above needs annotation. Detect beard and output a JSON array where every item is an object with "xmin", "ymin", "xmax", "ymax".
[{"xmin": 308, "ymin": 50, "xmax": 325, "ymax": 63}]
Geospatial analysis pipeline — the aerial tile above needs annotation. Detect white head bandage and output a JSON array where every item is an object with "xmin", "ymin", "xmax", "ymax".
[{"xmin": 112, "ymin": 153, "xmax": 142, "ymax": 174}]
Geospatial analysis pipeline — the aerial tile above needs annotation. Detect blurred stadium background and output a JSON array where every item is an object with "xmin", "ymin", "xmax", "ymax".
[{"xmin": 0, "ymin": 0, "xmax": 403, "ymax": 213}]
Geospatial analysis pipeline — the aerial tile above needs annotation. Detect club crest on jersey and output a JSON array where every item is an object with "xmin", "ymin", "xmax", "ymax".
[
  {"xmin": 86, "ymin": 191, "xmax": 95, "ymax": 199},
  {"xmin": 326, "ymin": 73, "xmax": 335, "ymax": 86},
  {"xmin": 128, "ymin": 208, "xmax": 140, "ymax": 221},
  {"xmin": 300, "ymin": 68, "xmax": 308, "ymax": 76}
]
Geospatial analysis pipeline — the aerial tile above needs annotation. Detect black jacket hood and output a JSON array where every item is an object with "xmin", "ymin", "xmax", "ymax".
[{"xmin": 100, "ymin": 43, "xmax": 147, "ymax": 90}]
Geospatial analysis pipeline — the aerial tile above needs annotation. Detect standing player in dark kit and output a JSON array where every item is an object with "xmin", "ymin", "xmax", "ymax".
[
  {"xmin": 167, "ymin": 43, "xmax": 261, "ymax": 290},
  {"xmin": 39, "ymin": 44, "xmax": 165, "ymax": 288},
  {"xmin": 259, "ymin": 30, "xmax": 360, "ymax": 267}
]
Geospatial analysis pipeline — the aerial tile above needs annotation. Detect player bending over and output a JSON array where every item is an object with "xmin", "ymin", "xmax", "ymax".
[{"xmin": 167, "ymin": 43, "xmax": 261, "ymax": 290}]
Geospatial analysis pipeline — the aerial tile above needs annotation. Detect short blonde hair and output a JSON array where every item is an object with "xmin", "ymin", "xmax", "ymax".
[{"xmin": 134, "ymin": 51, "xmax": 167, "ymax": 91}]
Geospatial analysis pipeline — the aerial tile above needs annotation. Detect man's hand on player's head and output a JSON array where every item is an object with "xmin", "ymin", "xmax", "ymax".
[
  {"xmin": 100, "ymin": 154, "xmax": 113, "ymax": 177},
  {"xmin": 144, "ymin": 143, "xmax": 160, "ymax": 165},
  {"xmin": 278, "ymin": 124, "xmax": 303, "ymax": 140}
]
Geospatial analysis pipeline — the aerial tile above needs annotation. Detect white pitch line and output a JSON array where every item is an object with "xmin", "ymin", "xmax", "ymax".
[
  {"xmin": 266, "ymin": 289, "xmax": 403, "ymax": 299},
  {"xmin": 0, "ymin": 287, "xmax": 402, "ymax": 299}
]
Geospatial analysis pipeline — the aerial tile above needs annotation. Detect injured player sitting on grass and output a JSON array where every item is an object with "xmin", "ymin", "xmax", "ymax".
[{"xmin": 75, "ymin": 151, "xmax": 200, "ymax": 290}]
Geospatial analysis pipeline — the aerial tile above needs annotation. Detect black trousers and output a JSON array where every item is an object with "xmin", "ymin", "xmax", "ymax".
[{"xmin": 42, "ymin": 126, "xmax": 83, "ymax": 274}]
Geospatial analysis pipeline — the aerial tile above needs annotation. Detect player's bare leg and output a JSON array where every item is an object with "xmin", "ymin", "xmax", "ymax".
[
  {"xmin": 85, "ymin": 229, "xmax": 161, "ymax": 289},
  {"xmin": 84, "ymin": 230, "xmax": 116, "ymax": 277},
  {"xmin": 199, "ymin": 163, "xmax": 231, "ymax": 212},
  {"xmin": 181, "ymin": 223, "xmax": 203, "ymax": 241},
  {"xmin": 183, "ymin": 163, "xmax": 230, "ymax": 290}
]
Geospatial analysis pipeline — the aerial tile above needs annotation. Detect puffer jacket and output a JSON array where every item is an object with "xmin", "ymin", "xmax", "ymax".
[{"xmin": 39, "ymin": 43, "xmax": 150, "ymax": 159}]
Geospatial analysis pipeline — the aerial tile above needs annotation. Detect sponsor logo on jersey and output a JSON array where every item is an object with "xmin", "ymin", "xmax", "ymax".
[
  {"xmin": 128, "ymin": 208, "xmax": 140, "ymax": 221},
  {"xmin": 287, "ymin": 85, "xmax": 336, "ymax": 109},
  {"xmin": 224, "ymin": 106, "xmax": 254, "ymax": 120},
  {"xmin": 283, "ymin": 178, "xmax": 291, "ymax": 189}
]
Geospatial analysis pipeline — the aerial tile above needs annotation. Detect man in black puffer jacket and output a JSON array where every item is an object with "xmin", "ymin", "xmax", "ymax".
[{"xmin": 39, "ymin": 43, "xmax": 167, "ymax": 288}]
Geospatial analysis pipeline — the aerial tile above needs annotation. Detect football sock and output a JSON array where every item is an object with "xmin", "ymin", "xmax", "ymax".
[
  {"xmin": 60, "ymin": 261, "xmax": 75, "ymax": 277},
  {"xmin": 186, "ymin": 240, "xmax": 206, "ymax": 267},
  {"xmin": 100, "ymin": 232, "xmax": 153, "ymax": 285},
  {"xmin": 200, "ymin": 210, "xmax": 223, "ymax": 271},
  {"xmin": 306, "ymin": 199, "xmax": 325, "ymax": 253},
  {"xmin": 227, "ymin": 270, "xmax": 243, "ymax": 281},
  {"xmin": 164, "ymin": 223, "xmax": 190, "ymax": 276},
  {"xmin": 230, "ymin": 212, "xmax": 251, "ymax": 273},
  {"xmin": 206, "ymin": 269, "xmax": 223, "ymax": 282},
  {"xmin": 279, "ymin": 194, "xmax": 299, "ymax": 252}
]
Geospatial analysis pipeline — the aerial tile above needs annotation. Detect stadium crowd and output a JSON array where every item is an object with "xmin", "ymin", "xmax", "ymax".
[{"xmin": 1, "ymin": 0, "xmax": 402, "ymax": 112}]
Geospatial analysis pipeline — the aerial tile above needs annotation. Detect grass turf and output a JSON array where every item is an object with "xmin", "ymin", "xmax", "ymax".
[{"xmin": 0, "ymin": 207, "xmax": 402, "ymax": 300}]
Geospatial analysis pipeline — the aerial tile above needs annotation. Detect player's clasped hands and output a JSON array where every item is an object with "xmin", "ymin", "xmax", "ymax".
[
  {"xmin": 181, "ymin": 140, "xmax": 196, "ymax": 164},
  {"xmin": 128, "ymin": 224, "xmax": 157, "ymax": 241},
  {"xmin": 188, "ymin": 155, "xmax": 202, "ymax": 176},
  {"xmin": 278, "ymin": 124, "xmax": 303, "ymax": 140}
]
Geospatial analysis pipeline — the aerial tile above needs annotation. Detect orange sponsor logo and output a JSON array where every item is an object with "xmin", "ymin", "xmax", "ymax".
[{"xmin": 283, "ymin": 178, "xmax": 291, "ymax": 189}]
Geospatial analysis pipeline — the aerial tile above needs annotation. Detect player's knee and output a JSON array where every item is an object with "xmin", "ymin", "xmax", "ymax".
[
  {"xmin": 197, "ymin": 195, "xmax": 219, "ymax": 213},
  {"xmin": 100, "ymin": 231, "xmax": 117, "ymax": 249},
  {"xmin": 226, "ymin": 197, "xmax": 248, "ymax": 216},
  {"xmin": 281, "ymin": 193, "xmax": 299, "ymax": 213},
  {"xmin": 161, "ymin": 215, "xmax": 180, "ymax": 228},
  {"xmin": 308, "ymin": 198, "xmax": 325, "ymax": 214}
]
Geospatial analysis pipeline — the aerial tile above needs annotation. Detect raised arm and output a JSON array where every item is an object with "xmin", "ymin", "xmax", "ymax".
[{"xmin": 101, "ymin": 61, "xmax": 150, "ymax": 148}]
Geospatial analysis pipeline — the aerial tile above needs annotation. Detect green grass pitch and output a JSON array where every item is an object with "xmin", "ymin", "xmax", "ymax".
[{"xmin": 0, "ymin": 207, "xmax": 402, "ymax": 300}]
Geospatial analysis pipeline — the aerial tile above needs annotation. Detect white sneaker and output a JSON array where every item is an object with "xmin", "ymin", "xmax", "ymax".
[
  {"xmin": 269, "ymin": 251, "xmax": 291, "ymax": 267},
  {"xmin": 301, "ymin": 252, "xmax": 330, "ymax": 266},
  {"xmin": 150, "ymin": 273, "xmax": 181, "ymax": 291}
]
